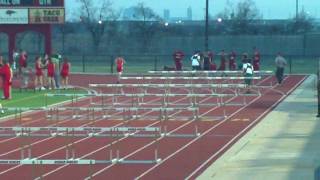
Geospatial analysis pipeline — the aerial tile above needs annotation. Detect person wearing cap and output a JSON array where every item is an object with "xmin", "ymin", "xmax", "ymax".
[{"xmin": 275, "ymin": 52, "xmax": 287, "ymax": 84}]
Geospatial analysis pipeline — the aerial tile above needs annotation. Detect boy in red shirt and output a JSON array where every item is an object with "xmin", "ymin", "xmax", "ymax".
[
  {"xmin": 60, "ymin": 58, "xmax": 71, "ymax": 89},
  {"xmin": 229, "ymin": 51, "xmax": 237, "ymax": 70},
  {"xmin": 218, "ymin": 50, "xmax": 226, "ymax": 71},
  {"xmin": 253, "ymin": 47, "xmax": 261, "ymax": 70},
  {"xmin": 172, "ymin": 50, "xmax": 184, "ymax": 71},
  {"xmin": 115, "ymin": 56, "xmax": 125, "ymax": 83}
]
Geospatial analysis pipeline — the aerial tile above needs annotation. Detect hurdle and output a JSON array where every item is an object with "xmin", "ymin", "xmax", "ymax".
[
  {"xmin": 120, "ymin": 76, "xmax": 262, "ymax": 87},
  {"xmin": 2, "ymin": 106, "xmax": 201, "ymax": 121},
  {"xmin": 0, "ymin": 158, "xmax": 160, "ymax": 165},
  {"xmin": 0, "ymin": 125, "xmax": 203, "ymax": 139},
  {"xmin": 148, "ymin": 70, "xmax": 273, "ymax": 76}
]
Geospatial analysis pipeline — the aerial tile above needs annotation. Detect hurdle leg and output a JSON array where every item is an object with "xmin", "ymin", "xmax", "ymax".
[
  {"xmin": 31, "ymin": 160, "xmax": 36, "ymax": 180},
  {"xmin": 65, "ymin": 145, "xmax": 70, "ymax": 160},
  {"xmin": 19, "ymin": 108, "xmax": 22, "ymax": 126},
  {"xmin": 45, "ymin": 94, "xmax": 48, "ymax": 107},
  {"xmin": 88, "ymin": 160, "xmax": 93, "ymax": 180}
]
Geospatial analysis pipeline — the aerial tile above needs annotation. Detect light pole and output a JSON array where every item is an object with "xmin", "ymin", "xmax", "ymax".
[
  {"xmin": 205, "ymin": 0, "xmax": 209, "ymax": 51},
  {"xmin": 296, "ymin": 0, "xmax": 299, "ymax": 21}
]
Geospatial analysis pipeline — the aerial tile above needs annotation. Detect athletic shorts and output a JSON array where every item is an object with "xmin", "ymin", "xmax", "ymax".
[{"xmin": 244, "ymin": 73, "xmax": 253, "ymax": 85}]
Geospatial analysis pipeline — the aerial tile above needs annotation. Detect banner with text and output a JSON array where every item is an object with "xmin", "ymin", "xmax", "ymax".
[
  {"xmin": 29, "ymin": 8, "xmax": 64, "ymax": 24},
  {"xmin": 0, "ymin": 8, "xmax": 28, "ymax": 24}
]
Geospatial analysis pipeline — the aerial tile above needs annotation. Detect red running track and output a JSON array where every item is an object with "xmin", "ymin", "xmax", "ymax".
[{"xmin": 0, "ymin": 74, "xmax": 306, "ymax": 180}]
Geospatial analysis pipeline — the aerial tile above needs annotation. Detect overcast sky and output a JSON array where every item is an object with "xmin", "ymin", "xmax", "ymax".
[{"xmin": 66, "ymin": 0, "xmax": 320, "ymax": 20}]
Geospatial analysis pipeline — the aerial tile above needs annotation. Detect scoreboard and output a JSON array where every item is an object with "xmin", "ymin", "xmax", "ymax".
[
  {"xmin": 0, "ymin": 0, "xmax": 64, "ymax": 24},
  {"xmin": 0, "ymin": 0, "xmax": 64, "ymax": 6}
]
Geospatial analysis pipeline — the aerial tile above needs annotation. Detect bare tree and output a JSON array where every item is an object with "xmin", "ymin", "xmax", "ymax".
[
  {"xmin": 77, "ymin": 0, "xmax": 118, "ymax": 52},
  {"xmin": 216, "ymin": 0, "xmax": 261, "ymax": 34},
  {"xmin": 129, "ymin": 3, "xmax": 162, "ymax": 52},
  {"xmin": 56, "ymin": 23, "xmax": 74, "ymax": 54},
  {"xmin": 287, "ymin": 9, "xmax": 314, "ymax": 34}
]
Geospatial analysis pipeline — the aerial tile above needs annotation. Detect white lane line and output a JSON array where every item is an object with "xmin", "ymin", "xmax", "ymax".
[
  {"xmin": 185, "ymin": 76, "xmax": 306, "ymax": 179},
  {"xmin": 81, "ymin": 78, "xmax": 274, "ymax": 179},
  {"xmin": 136, "ymin": 76, "xmax": 303, "ymax": 179}
]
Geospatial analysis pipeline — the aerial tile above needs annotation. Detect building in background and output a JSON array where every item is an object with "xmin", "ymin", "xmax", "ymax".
[
  {"xmin": 164, "ymin": 9, "xmax": 170, "ymax": 21},
  {"xmin": 187, "ymin": 6, "xmax": 192, "ymax": 20}
]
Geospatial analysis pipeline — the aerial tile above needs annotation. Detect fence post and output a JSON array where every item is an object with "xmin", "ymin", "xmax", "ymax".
[
  {"xmin": 82, "ymin": 55, "xmax": 85, "ymax": 73},
  {"xmin": 289, "ymin": 56, "xmax": 292, "ymax": 74},
  {"xmin": 110, "ymin": 55, "xmax": 114, "ymax": 74},
  {"xmin": 317, "ymin": 58, "xmax": 320, "ymax": 118},
  {"xmin": 154, "ymin": 56, "xmax": 158, "ymax": 71}
]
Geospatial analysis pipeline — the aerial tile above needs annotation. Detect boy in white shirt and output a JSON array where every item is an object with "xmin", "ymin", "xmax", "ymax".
[{"xmin": 242, "ymin": 59, "xmax": 254, "ymax": 93}]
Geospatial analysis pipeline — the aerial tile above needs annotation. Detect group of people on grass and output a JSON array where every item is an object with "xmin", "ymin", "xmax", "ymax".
[
  {"xmin": 33, "ymin": 53, "xmax": 71, "ymax": 91},
  {"xmin": 0, "ymin": 50, "xmax": 71, "ymax": 101},
  {"xmin": 14, "ymin": 50, "xmax": 71, "ymax": 91}
]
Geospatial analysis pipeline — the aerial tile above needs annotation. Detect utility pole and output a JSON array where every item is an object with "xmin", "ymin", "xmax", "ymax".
[
  {"xmin": 205, "ymin": 0, "xmax": 209, "ymax": 51},
  {"xmin": 296, "ymin": 0, "xmax": 299, "ymax": 21}
]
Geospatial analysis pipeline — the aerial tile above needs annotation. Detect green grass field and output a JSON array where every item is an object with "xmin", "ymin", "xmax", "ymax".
[{"xmin": 0, "ymin": 88, "xmax": 87, "ymax": 118}]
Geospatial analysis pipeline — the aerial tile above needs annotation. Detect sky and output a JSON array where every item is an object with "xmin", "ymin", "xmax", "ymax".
[{"xmin": 66, "ymin": 0, "xmax": 320, "ymax": 20}]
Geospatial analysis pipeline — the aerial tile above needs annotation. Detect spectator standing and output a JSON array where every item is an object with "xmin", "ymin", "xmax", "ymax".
[
  {"xmin": 172, "ymin": 50, "xmax": 184, "ymax": 71},
  {"xmin": 34, "ymin": 56, "xmax": 45, "ymax": 90},
  {"xmin": 18, "ymin": 50, "xmax": 29, "ymax": 89},
  {"xmin": 253, "ymin": 47, "xmax": 261, "ymax": 71},
  {"xmin": 47, "ymin": 58, "xmax": 56, "ymax": 90},
  {"xmin": 60, "ymin": 58, "xmax": 71, "ymax": 89},
  {"xmin": 218, "ymin": 50, "xmax": 226, "ymax": 71},
  {"xmin": 203, "ymin": 52, "xmax": 212, "ymax": 70},
  {"xmin": 51, "ymin": 53, "xmax": 62, "ymax": 89},
  {"xmin": 115, "ymin": 56, "xmax": 125, "ymax": 83},
  {"xmin": 191, "ymin": 53, "xmax": 200, "ymax": 70},
  {"xmin": 229, "ymin": 51, "xmax": 237, "ymax": 70},
  {"xmin": 275, "ymin": 52, "xmax": 287, "ymax": 84}
]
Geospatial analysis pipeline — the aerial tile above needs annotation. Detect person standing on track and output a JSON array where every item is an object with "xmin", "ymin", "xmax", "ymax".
[
  {"xmin": 203, "ymin": 52, "xmax": 211, "ymax": 71},
  {"xmin": 60, "ymin": 58, "xmax": 71, "ymax": 89},
  {"xmin": 47, "ymin": 58, "xmax": 56, "ymax": 90},
  {"xmin": 34, "ymin": 56, "xmax": 45, "ymax": 91},
  {"xmin": 115, "ymin": 56, "xmax": 125, "ymax": 84},
  {"xmin": 19, "ymin": 50, "xmax": 29, "ymax": 89},
  {"xmin": 172, "ymin": 50, "xmax": 184, "ymax": 71},
  {"xmin": 191, "ymin": 53, "xmax": 201, "ymax": 70},
  {"xmin": 208, "ymin": 51, "xmax": 217, "ymax": 70},
  {"xmin": 229, "ymin": 51, "xmax": 237, "ymax": 70},
  {"xmin": 218, "ymin": 50, "xmax": 226, "ymax": 71},
  {"xmin": 253, "ymin": 47, "xmax": 261, "ymax": 71},
  {"xmin": 275, "ymin": 52, "xmax": 287, "ymax": 84},
  {"xmin": 51, "ymin": 53, "xmax": 62, "ymax": 89},
  {"xmin": 0, "ymin": 59, "xmax": 13, "ymax": 100},
  {"xmin": 242, "ymin": 59, "xmax": 254, "ymax": 93}
]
